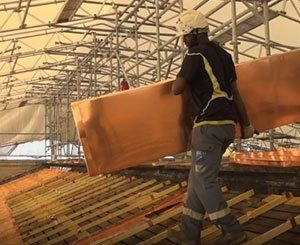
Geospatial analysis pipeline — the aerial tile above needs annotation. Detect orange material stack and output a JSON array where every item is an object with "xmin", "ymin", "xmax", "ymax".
[{"xmin": 230, "ymin": 148, "xmax": 300, "ymax": 167}]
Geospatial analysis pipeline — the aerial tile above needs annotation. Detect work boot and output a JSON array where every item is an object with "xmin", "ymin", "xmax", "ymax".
[
  {"xmin": 169, "ymin": 229, "xmax": 199, "ymax": 245},
  {"xmin": 214, "ymin": 230, "xmax": 247, "ymax": 245}
]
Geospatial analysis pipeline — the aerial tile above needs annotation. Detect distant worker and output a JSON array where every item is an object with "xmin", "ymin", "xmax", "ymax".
[
  {"xmin": 171, "ymin": 10, "xmax": 254, "ymax": 244},
  {"xmin": 121, "ymin": 79, "xmax": 130, "ymax": 90}
]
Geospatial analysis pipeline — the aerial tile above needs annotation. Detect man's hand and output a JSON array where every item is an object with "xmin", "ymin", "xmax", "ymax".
[{"xmin": 242, "ymin": 124, "xmax": 255, "ymax": 139}]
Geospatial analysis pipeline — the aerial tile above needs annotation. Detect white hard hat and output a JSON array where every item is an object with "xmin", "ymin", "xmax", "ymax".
[{"xmin": 176, "ymin": 10, "xmax": 209, "ymax": 36}]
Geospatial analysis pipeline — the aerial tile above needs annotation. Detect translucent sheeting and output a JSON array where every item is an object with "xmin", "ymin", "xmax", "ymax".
[
  {"xmin": 0, "ymin": 145, "xmax": 17, "ymax": 156},
  {"xmin": 72, "ymin": 49, "xmax": 300, "ymax": 175},
  {"xmin": 0, "ymin": 105, "xmax": 45, "ymax": 147}
]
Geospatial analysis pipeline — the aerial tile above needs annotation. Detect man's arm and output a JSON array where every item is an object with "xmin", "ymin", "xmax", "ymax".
[
  {"xmin": 172, "ymin": 77, "xmax": 187, "ymax": 95},
  {"xmin": 173, "ymin": 86, "xmax": 193, "ymax": 150},
  {"xmin": 172, "ymin": 51, "xmax": 200, "ymax": 95},
  {"xmin": 231, "ymin": 81, "xmax": 255, "ymax": 138},
  {"xmin": 230, "ymin": 81, "xmax": 250, "ymax": 126}
]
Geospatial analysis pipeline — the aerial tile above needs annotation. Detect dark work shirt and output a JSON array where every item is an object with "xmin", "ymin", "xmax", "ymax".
[{"xmin": 177, "ymin": 41, "xmax": 238, "ymax": 123}]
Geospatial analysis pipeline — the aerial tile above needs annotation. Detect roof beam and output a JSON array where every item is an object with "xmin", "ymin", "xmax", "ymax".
[
  {"xmin": 0, "ymin": 59, "xmax": 74, "ymax": 78},
  {"xmin": 212, "ymin": 9, "xmax": 279, "ymax": 44},
  {"xmin": 20, "ymin": 0, "xmax": 32, "ymax": 28},
  {"xmin": 16, "ymin": 0, "xmax": 23, "ymax": 12},
  {"xmin": 0, "ymin": 0, "xmax": 64, "ymax": 13},
  {"xmin": 55, "ymin": 0, "xmax": 85, "ymax": 23}
]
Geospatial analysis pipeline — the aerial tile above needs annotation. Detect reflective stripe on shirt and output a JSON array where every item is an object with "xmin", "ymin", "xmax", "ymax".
[{"xmin": 186, "ymin": 52, "xmax": 233, "ymax": 118}]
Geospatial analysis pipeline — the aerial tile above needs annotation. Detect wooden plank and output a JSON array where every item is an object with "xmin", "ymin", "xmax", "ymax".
[
  {"xmin": 286, "ymin": 197, "xmax": 300, "ymax": 207},
  {"xmin": 10, "ymin": 172, "xmax": 82, "ymax": 197},
  {"xmin": 242, "ymin": 195, "xmax": 290, "ymax": 221},
  {"xmin": 21, "ymin": 179, "xmax": 160, "ymax": 240},
  {"xmin": 16, "ymin": 176, "xmax": 123, "ymax": 234},
  {"xmin": 17, "ymin": 176, "xmax": 131, "ymax": 230},
  {"xmin": 6, "ymin": 171, "xmax": 74, "ymax": 201},
  {"xmin": 13, "ymin": 174, "xmax": 114, "ymax": 220},
  {"xmin": 202, "ymin": 194, "xmax": 290, "ymax": 243},
  {"xmin": 10, "ymin": 173, "xmax": 90, "ymax": 211},
  {"xmin": 9, "ymin": 174, "xmax": 81, "ymax": 212},
  {"xmin": 98, "ymin": 205, "xmax": 184, "ymax": 245},
  {"xmin": 24, "ymin": 178, "xmax": 138, "ymax": 243},
  {"xmin": 138, "ymin": 188, "xmax": 252, "ymax": 245},
  {"xmin": 244, "ymin": 215, "xmax": 300, "ymax": 245},
  {"xmin": 42, "ymin": 182, "xmax": 187, "ymax": 245},
  {"xmin": 18, "ymin": 176, "xmax": 131, "ymax": 231},
  {"xmin": 14, "ymin": 173, "xmax": 101, "ymax": 205},
  {"xmin": 97, "ymin": 187, "xmax": 229, "ymax": 244},
  {"xmin": 227, "ymin": 189, "xmax": 255, "ymax": 207},
  {"xmin": 13, "ymin": 176, "xmax": 101, "ymax": 217},
  {"xmin": 13, "ymin": 174, "xmax": 112, "ymax": 214},
  {"xmin": 21, "ymin": 178, "xmax": 145, "ymax": 232}
]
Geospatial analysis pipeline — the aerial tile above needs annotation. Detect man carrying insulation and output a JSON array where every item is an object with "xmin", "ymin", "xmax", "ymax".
[{"xmin": 172, "ymin": 10, "xmax": 254, "ymax": 244}]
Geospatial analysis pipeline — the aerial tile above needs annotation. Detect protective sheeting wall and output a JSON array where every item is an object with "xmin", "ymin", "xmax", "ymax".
[
  {"xmin": 46, "ymin": 101, "xmax": 78, "ymax": 145},
  {"xmin": 0, "ymin": 105, "xmax": 45, "ymax": 147},
  {"xmin": 0, "ymin": 145, "xmax": 17, "ymax": 155}
]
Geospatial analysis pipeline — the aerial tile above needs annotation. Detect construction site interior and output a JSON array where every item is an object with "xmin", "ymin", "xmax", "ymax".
[{"xmin": 0, "ymin": 0, "xmax": 300, "ymax": 244}]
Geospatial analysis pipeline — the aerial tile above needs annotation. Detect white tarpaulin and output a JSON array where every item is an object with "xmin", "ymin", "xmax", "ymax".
[
  {"xmin": 0, "ymin": 145, "xmax": 17, "ymax": 155},
  {"xmin": 0, "ymin": 105, "xmax": 45, "ymax": 147}
]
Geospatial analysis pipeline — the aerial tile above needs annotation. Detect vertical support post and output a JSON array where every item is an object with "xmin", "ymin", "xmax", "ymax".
[
  {"xmin": 76, "ymin": 56, "xmax": 81, "ymax": 160},
  {"xmin": 134, "ymin": 10, "xmax": 140, "ymax": 87},
  {"xmin": 109, "ymin": 36, "xmax": 114, "ymax": 92},
  {"xmin": 20, "ymin": 0, "xmax": 32, "ymax": 28},
  {"xmin": 88, "ymin": 58, "xmax": 92, "ymax": 97},
  {"xmin": 263, "ymin": 0, "xmax": 275, "ymax": 151},
  {"xmin": 114, "ymin": 5, "xmax": 121, "ymax": 90},
  {"xmin": 281, "ymin": 0, "xmax": 288, "ymax": 13},
  {"xmin": 66, "ymin": 72, "xmax": 70, "ymax": 158},
  {"xmin": 44, "ymin": 99, "xmax": 48, "ymax": 159},
  {"xmin": 263, "ymin": 0, "xmax": 271, "ymax": 56},
  {"xmin": 231, "ymin": 0, "xmax": 239, "ymax": 63},
  {"xmin": 231, "ymin": 0, "xmax": 242, "ymax": 151},
  {"xmin": 93, "ymin": 32, "xmax": 97, "ymax": 96},
  {"xmin": 178, "ymin": 0, "xmax": 188, "ymax": 160},
  {"xmin": 51, "ymin": 97, "xmax": 57, "ymax": 161},
  {"xmin": 88, "ymin": 35, "xmax": 94, "ymax": 98},
  {"xmin": 179, "ymin": 0, "xmax": 184, "ymax": 62},
  {"xmin": 76, "ymin": 56, "xmax": 81, "ymax": 99},
  {"xmin": 155, "ymin": 0, "xmax": 161, "ymax": 81},
  {"xmin": 57, "ymin": 97, "xmax": 61, "ymax": 158}
]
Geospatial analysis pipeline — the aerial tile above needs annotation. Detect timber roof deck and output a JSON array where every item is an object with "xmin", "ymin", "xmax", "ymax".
[{"xmin": 0, "ymin": 169, "xmax": 300, "ymax": 244}]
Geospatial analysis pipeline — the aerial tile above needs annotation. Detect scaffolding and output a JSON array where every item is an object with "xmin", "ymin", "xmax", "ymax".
[{"xmin": 0, "ymin": 0, "xmax": 299, "ymax": 160}]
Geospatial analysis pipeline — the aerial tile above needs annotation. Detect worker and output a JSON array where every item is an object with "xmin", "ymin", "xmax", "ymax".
[
  {"xmin": 121, "ymin": 79, "xmax": 130, "ymax": 90},
  {"xmin": 171, "ymin": 10, "xmax": 254, "ymax": 244}
]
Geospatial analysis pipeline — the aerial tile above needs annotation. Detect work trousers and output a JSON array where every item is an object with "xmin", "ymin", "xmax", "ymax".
[{"xmin": 181, "ymin": 124, "xmax": 242, "ymax": 243}]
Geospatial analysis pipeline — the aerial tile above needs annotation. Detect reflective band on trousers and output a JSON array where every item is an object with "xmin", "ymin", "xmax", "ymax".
[
  {"xmin": 208, "ymin": 206, "xmax": 231, "ymax": 221},
  {"xmin": 182, "ymin": 207, "xmax": 204, "ymax": 221}
]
